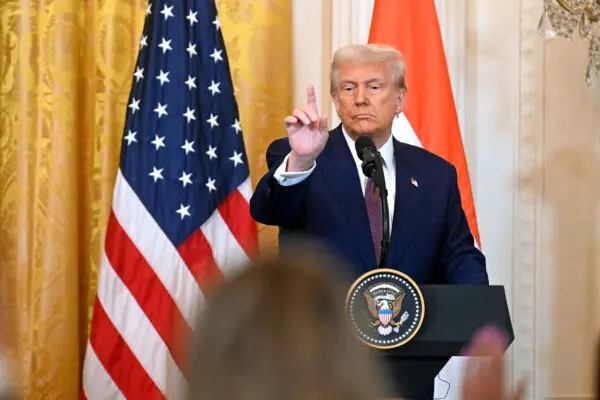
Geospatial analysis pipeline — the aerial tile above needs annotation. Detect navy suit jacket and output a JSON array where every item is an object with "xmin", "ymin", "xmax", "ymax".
[{"xmin": 249, "ymin": 125, "xmax": 488, "ymax": 285}]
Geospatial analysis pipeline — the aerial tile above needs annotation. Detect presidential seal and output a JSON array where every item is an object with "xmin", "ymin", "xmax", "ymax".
[{"xmin": 345, "ymin": 269, "xmax": 425, "ymax": 349}]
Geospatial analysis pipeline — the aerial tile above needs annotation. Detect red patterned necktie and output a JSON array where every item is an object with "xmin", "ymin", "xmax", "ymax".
[{"xmin": 365, "ymin": 177, "xmax": 382, "ymax": 264}]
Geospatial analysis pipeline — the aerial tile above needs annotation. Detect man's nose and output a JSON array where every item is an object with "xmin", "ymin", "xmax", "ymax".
[{"xmin": 354, "ymin": 87, "xmax": 368, "ymax": 105}]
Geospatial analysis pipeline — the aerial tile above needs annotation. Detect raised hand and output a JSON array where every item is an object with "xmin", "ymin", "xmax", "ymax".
[
  {"xmin": 461, "ymin": 326, "xmax": 527, "ymax": 400},
  {"xmin": 284, "ymin": 85, "xmax": 329, "ymax": 172}
]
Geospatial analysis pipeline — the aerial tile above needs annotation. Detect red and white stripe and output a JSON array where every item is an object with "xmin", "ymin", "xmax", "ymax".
[
  {"xmin": 379, "ymin": 312, "xmax": 392, "ymax": 326},
  {"xmin": 82, "ymin": 170, "xmax": 258, "ymax": 399}
]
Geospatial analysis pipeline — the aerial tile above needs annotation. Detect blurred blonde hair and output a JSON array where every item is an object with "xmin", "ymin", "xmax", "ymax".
[
  {"xmin": 596, "ymin": 334, "xmax": 600, "ymax": 399},
  {"xmin": 185, "ymin": 245, "xmax": 389, "ymax": 400},
  {"xmin": 330, "ymin": 43, "xmax": 407, "ymax": 95}
]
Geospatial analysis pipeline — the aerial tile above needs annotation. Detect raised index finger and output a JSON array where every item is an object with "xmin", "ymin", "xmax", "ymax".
[{"xmin": 307, "ymin": 84, "xmax": 319, "ymax": 114}]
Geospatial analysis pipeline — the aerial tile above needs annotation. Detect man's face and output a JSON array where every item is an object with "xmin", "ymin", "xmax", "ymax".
[{"xmin": 332, "ymin": 62, "xmax": 405, "ymax": 138}]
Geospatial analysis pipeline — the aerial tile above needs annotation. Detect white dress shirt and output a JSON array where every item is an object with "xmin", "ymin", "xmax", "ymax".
[{"xmin": 273, "ymin": 127, "xmax": 397, "ymax": 234}]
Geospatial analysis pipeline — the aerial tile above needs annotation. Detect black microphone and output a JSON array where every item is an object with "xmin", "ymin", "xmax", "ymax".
[
  {"xmin": 355, "ymin": 136, "xmax": 379, "ymax": 178},
  {"xmin": 355, "ymin": 136, "xmax": 386, "ymax": 193},
  {"xmin": 354, "ymin": 136, "xmax": 390, "ymax": 269}
]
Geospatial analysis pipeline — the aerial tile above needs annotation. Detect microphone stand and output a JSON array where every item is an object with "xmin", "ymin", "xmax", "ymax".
[{"xmin": 371, "ymin": 155, "xmax": 390, "ymax": 269}]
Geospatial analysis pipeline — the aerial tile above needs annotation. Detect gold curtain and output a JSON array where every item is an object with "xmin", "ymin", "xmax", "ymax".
[{"xmin": 0, "ymin": 0, "xmax": 291, "ymax": 398}]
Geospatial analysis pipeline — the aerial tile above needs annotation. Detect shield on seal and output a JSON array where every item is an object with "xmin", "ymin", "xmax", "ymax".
[{"xmin": 378, "ymin": 307, "xmax": 392, "ymax": 326}]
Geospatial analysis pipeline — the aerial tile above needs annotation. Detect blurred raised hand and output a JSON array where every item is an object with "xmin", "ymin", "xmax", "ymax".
[{"xmin": 461, "ymin": 326, "xmax": 527, "ymax": 400}]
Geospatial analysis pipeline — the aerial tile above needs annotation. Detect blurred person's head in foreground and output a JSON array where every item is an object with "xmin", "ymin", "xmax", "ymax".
[
  {"xmin": 596, "ymin": 333, "xmax": 599, "ymax": 400},
  {"xmin": 185, "ymin": 241, "xmax": 390, "ymax": 399}
]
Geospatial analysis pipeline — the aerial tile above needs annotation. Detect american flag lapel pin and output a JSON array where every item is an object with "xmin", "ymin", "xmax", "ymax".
[{"xmin": 411, "ymin": 178, "xmax": 418, "ymax": 188}]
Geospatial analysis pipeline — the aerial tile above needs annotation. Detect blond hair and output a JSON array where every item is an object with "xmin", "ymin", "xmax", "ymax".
[
  {"xmin": 330, "ymin": 43, "xmax": 407, "ymax": 95},
  {"xmin": 185, "ymin": 246, "xmax": 390, "ymax": 399}
]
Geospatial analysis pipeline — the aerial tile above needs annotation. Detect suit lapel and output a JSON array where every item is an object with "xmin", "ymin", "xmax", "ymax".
[
  {"xmin": 387, "ymin": 140, "xmax": 422, "ymax": 267},
  {"xmin": 320, "ymin": 127, "xmax": 376, "ymax": 268}
]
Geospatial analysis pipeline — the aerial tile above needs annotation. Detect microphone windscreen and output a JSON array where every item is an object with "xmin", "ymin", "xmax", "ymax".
[{"xmin": 355, "ymin": 136, "xmax": 376, "ymax": 161}]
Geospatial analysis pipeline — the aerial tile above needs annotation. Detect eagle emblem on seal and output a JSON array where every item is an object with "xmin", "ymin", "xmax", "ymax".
[{"xmin": 363, "ymin": 282, "xmax": 410, "ymax": 336}]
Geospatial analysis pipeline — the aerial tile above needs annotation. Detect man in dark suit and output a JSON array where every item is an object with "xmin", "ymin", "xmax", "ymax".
[{"xmin": 249, "ymin": 44, "xmax": 488, "ymax": 286}]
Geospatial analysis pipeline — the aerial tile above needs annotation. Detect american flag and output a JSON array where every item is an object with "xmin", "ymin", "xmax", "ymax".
[{"xmin": 81, "ymin": 0, "xmax": 259, "ymax": 398}]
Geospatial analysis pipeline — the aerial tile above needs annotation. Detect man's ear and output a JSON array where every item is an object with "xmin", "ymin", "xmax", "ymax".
[
  {"xmin": 395, "ymin": 89, "xmax": 406, "ymax": 114},
  {"xmin": 332, "ymin": 93, "xmax": 341, "ymax": 116}
]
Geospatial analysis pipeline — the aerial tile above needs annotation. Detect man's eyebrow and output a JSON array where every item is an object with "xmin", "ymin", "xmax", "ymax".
[{"xmin": 340, "ymin": 78, "xmax": 384, "ymax": 85}]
